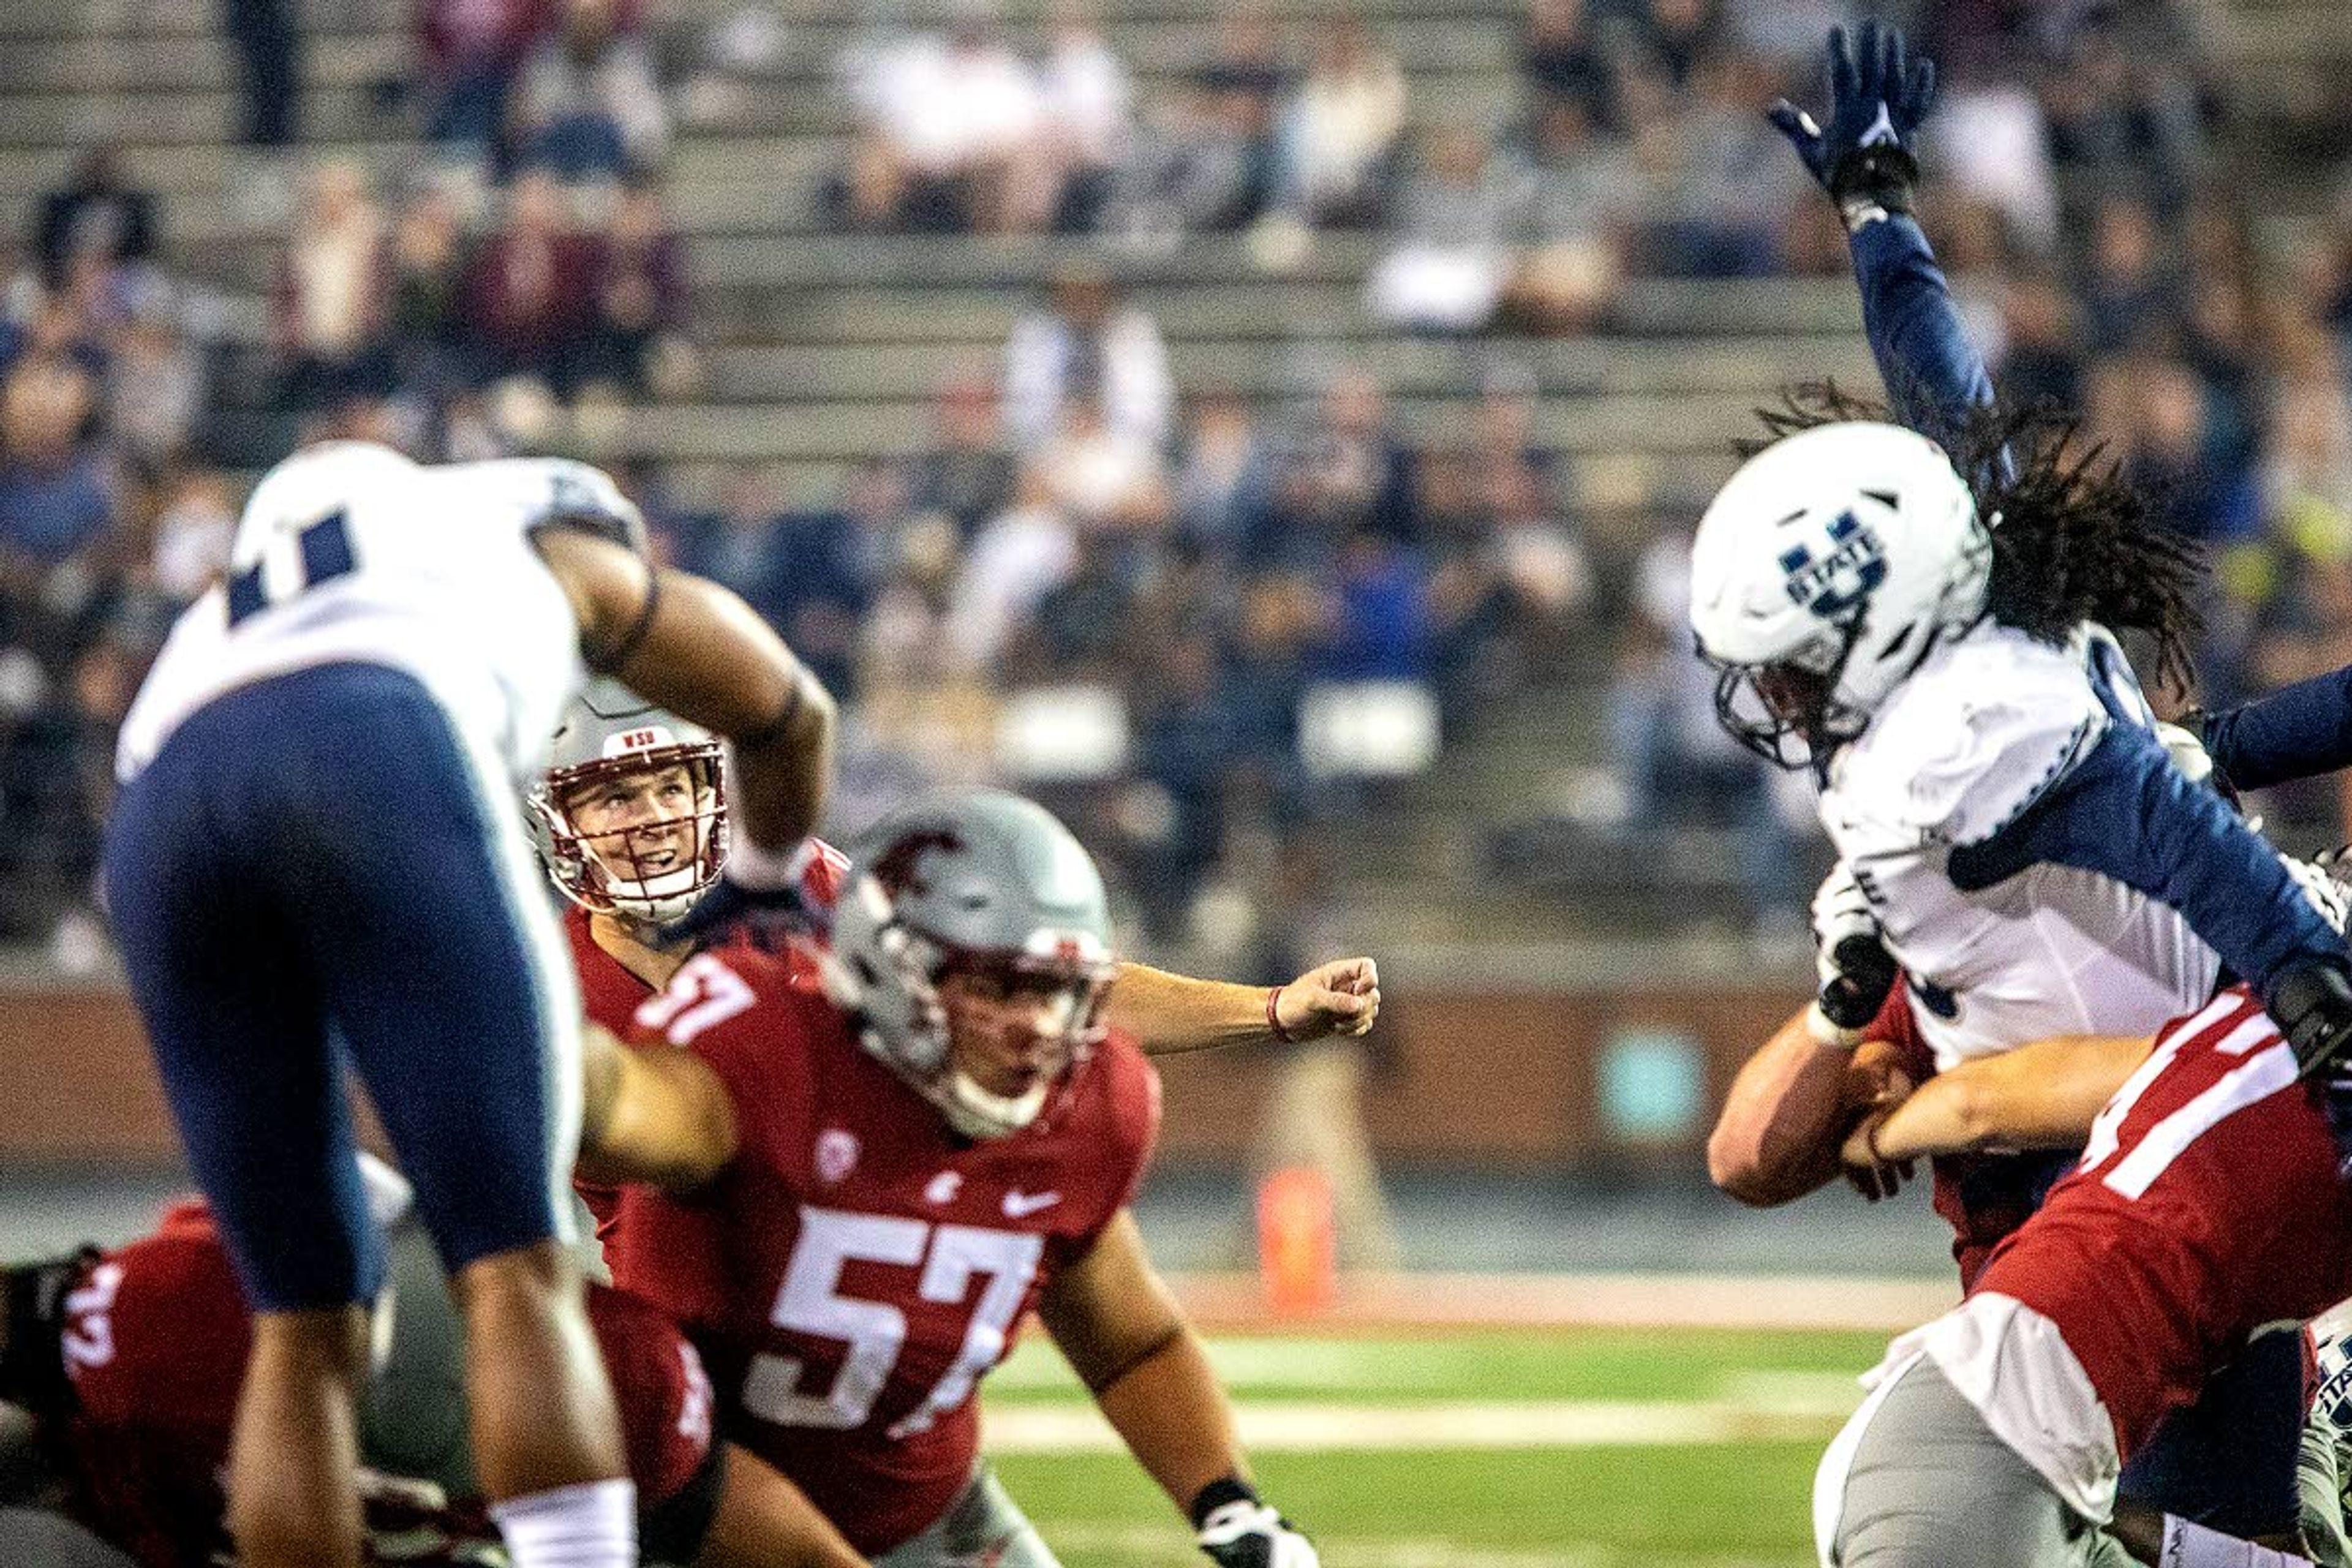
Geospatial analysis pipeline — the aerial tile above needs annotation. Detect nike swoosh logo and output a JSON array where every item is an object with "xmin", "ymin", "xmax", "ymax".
[{"xmin": 1002, "ymin": 1190, "xmax": 1061, "ymax": 1218}]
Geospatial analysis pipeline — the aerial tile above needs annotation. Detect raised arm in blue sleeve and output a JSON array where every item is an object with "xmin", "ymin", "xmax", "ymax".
[
  {"xmin": 2199, "ymin": 663, "xmax": 2352, "ymax": 793},
  {"xmin": 1847, "ymin": 214, "xmax": 1996, "ymax": 452},
  {"xmin": 1946, "ymin": 720, "xmax": 2349, "ymax": 1000}
]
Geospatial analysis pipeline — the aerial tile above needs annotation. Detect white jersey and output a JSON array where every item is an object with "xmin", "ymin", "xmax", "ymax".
[
  {"xmin": 1821, "ymin": 619, "xmax": 2218, "ymax": 1070},
  {"xmin": 118, "ymin": 445, "xmax": 630, "ymax": 790}
]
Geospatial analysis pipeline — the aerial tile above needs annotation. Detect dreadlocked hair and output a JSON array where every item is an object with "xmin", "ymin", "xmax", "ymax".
[{"xmin": 1743, "ymin": 381, "xmax": 2208, "ymax": 698}]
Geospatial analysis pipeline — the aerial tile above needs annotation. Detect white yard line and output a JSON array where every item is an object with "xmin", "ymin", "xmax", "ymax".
[
  {"xmin": 1167, "ymin": 1272, "xmax": 1957, "ymax": 1333},
  {"xmin": 986, "ymin": 1395, "xmax": 1855, "ymax": 1453},
  {"xmin": 1042, "ymin": 1521, "xmax": 1804, "ymax": 1568}
]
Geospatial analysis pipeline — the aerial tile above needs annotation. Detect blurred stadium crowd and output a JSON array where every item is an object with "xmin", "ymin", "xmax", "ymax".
[{"xmin": 0, "ymin": 0, "xmax": 2343, "ymax": 954}]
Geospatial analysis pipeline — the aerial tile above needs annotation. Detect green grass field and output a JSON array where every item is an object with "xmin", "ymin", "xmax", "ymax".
[{"xmin": 980, "ymin": 1325, "xmax": 1895, "ymax": 1568}]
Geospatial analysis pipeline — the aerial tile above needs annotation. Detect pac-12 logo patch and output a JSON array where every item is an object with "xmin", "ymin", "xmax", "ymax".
[
  {"xmin": 815, "ymin": 1128, "xmax": 860, "ymax": 1185},
  {"xmin": 1778, "ymin": 510, "xmax": 1888, "ymax": 619}
]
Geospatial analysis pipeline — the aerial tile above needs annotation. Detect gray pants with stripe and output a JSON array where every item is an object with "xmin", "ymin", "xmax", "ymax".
[
  {"xmin": 1822, "ymin": 1359, "xmax": 2136, "ymax": 1568},
  {"xmin": 875, "ymin": 1464, "xmax": 1061, "ymax": 1568}
]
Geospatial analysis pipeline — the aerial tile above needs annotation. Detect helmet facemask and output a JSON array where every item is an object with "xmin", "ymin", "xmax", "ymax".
[
  {"xmin": 1703, "ymin": 614, "xmax": 1872, "ymax": 772},
  {"xmin": 529, "ymin": 743, "xmax": 729, "ymax": 930}
]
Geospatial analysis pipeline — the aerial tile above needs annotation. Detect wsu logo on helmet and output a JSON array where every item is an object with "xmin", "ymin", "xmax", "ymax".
[{"xmin": 1777, "ymin": 510, "xmax": 1888, "ymax": 620}]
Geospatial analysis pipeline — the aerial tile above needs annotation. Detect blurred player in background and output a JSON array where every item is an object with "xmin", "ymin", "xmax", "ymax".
[
  {"xmin": 0, "ymin": 1158, "xmax": 870, "ymax": 1568},
  {"xmin": 578, "ymin": 788, "xmax": 1322, "ymax": 1568},
  {"xmin": 100, "ymin": 443, "xmax": 834, "ymax": 1568}
]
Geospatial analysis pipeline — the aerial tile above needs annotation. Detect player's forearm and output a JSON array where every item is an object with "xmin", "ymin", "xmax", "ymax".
[
  {"xmin": 1088, "ymin": 1325, "xmax": 1251, "ymax": 1517},
  {"xmin": 1849, "ymin": 214, "xmax": 1996, "ymax": 451},
  {"xmin": 1708, "ymin": 1007, "xmax": 1856, "ymax": 1206},
  {"xmin": 1101, "ymin": 963, "xmax": 1275, "ymax": 1056},
  {"xmin": 694, "ymin": 1446, "xmax": 869, "ymax": 1568},
  {"xmin": 606, "ymin": 567, "xmax": 838, "ymax": 850},
  {"xmin": 2199, "ymin": 662, "xmax": 2352, "ymax": 793},
  {"xmin": 1866, "ymin": 1035, "xmax": 2143, "ymax": 1163},
  {"xmin": 575, "ymin": 1031, "xmax": 737, "ymax": 1193}
]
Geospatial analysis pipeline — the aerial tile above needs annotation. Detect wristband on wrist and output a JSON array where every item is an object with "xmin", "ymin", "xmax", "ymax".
[
  {"xmin": 1864, "ymin": 1112, "xmax": 1894, "ymax": 1168},
  {"xmin": 1266, "ymin": 986, "xmax": 1296, "ymax": 1045},
  {"xmin": 1190, "ymin": 1477, "xmax": 1260, "ymax": 1531}
]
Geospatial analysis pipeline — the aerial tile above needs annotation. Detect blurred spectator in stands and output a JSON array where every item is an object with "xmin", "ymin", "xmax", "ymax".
[
  {"xmin": 1273, "ymin": 17, "xmax": 1407, "ymax": 230},
  {"xmin": 1004, "ymin": 262, "xmax": 1174, "ymax": 453},
  {"xmin": 906, "ymin": 366, "xmax": 1018, "ymax": 542},
  {"xmin": 272, "ymin": 160, "xmax": 393, "ymax": 412},
  {"xmin": 1466, "ymin": 364, "xmax": 1558, "ymax": 509},
  {"xmin": 1032, "ymin": 397, "xmax": 1170, "ymax": 543},
  {"xmin": 34, "ymin": 147, "xmax": 159, "ymax": 293},
  {"xmin": 222, "ymin": 0, "xmax": 302, "ymax": 147},
  {"xmin": 770, "ymin": 467, "xmax": 898, "ymax": 701},
  {"xmin": 1619, "ymin": 57, "xmax": 1789, "ymax": 277},
  {"xmin": 2038, "ymin": 4, "xmax": 2212, "ymax": 218},
  {"xmin": 1308, "ymin": 529, "xmax": 1430, "ymax": 682},
  {"xmin": 581, "ymin": 178, "xmax": 694, "ymax": 398},
  {"xmin": 2079, "ymin": 196, "xmax": 2182, "ymax": 352},
  {"xmin": 107, "ymin": 298, "xmax": 204, "ymax": 475},
  {"xmin": 846, "ymin": 3, "xmax": 1056, "ymax": 233},
  {"xmin": 386, "ymin": 181, "xmax": 470, "ymax": 394},
  {"xmin": 1519, "ymin": 0, "xmax": 1616, "ymax": 130},
  {"xmin": 1635, "ymin": 0, "xmax": 1727, "ymax": 89},
  {"xmin": 1501, "ymin": 94, "xmax": 1630, "ymax": 333},
  {"xmin": 0, "ymin": 355, "xmax": 115, "ymax": 570},
  {"xmin": 1005, "ymin": 528, "xmax": 1140, "ymax": 684},
  {"xmin": 0, "ymin": 635, "xmax": 134, "ymax": 943},
  {"xmin": 951, "ymin": 467, "xmax": 1077, "ymax": 673},
  {"xmin": 1931, "ymin": 59, "xmax": 2060, "ymax": 257},
  {"xmin": 419, "ymin": 0, "xmax": 557, "ymax": 156},
  {"xmin": 1607, "ymin": 526, "xmax": 1806, "ymax": 927},
  {"xmin": 1365, "ymin": 123, "xmax": 1529, "ymax": 334},
  {"xmin": 2107, "ymin": 353, "xmax": 2263, "ymax": 545},
  {"xmin": 148, "ymin": 468, "xmax": 237, "ymax": 605},
  {"xmin": 1174, "ymin": 386, "xmax": 1274, "ymax": 554},
  {"xmin": 1125, "ymin": 2, "xmax": 1289, "ymax": 235},
  {"xmin": 511, "ymin": 0, "xmax": 669, "ymax": 182},
  {"xmin": 462, "ymin": 172, "xmax": 600, "ymax": 395},
  {"xmin": 1990, "ymin": 271, "xmax": 2084, "ymax": 413},
  {"xmin": 859, "ymin": 499, "xmax": 998, "ymax": 780},
  {"xmin": 1039, "ymin": 1, "xmax": 1133, "ymax": 232},
  {"xmin": 694, "ymin": 467, "xmax": 791, "ymax": 625},
  {"xmin": 1131, "ymin": 630, "xmax": 1242, "ymax": 935},
  {"xmin": 1262, "ymin": 366, "xmax": 1417, "ymax": 562}
]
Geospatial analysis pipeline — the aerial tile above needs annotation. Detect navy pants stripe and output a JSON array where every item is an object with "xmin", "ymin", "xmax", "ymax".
[{"xmin": 104, "ymin": 662, "xmax": 582, "ymax": 1313}]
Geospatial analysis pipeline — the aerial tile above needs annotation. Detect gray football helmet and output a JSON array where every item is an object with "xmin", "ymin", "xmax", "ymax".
[
  {"xmin": 824, "ymin": 789, "xmax": 1118, "ymax": 1140},
  {"xmin": 526, "ymin": 679, "xmax": 728, "ymax": 927}
]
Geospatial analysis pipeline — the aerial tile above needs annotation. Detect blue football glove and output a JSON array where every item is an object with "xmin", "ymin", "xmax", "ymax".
[
  {"xmin": 658, "ymin": 839, "xmax": 832, "ymax": 952},
  {"xmin": 1768, "ymin": 20, "xmax": 1937, "ymax": 231}
]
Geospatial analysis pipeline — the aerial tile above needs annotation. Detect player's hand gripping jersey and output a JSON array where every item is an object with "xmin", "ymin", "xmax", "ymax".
[
  {"xmin": 51, "ymin": 1202, "xmax": 718, "ymax": 1568},
  {"xmin": 115, "ymin": 447, "xmax": 637, "ymax": 789},
  {"xmin": 606, "ymin": 947, "xmax": 1161, "ymax": 1555}
]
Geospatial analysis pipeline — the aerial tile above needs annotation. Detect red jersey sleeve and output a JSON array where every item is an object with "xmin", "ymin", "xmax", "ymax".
[{"xmin": 1054, "ymin": 1030, "xmax": 1162, "ymax": 1262}]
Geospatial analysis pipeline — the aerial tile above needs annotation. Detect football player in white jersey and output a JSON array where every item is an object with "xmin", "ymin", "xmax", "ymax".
[
  {"xmin": 102, "ymin": 442, "xmax": 836, "ymax": 1568},
  {"xmin": 1695, "ymin": 24, "xmax": 2352, "ymax": 1094}
]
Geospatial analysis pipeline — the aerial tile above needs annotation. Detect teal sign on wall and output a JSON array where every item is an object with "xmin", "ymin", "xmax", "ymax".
[{"xmin": 1600, "ymin": 1028, "xmax": 1704, "ymax": 1144}]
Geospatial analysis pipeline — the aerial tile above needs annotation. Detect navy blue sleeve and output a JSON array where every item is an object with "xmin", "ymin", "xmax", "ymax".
[
  {"xmin": 1947, "ymin": 718, "xmax": 2346, "ymax": 998},
  {"xmin": 1848, "ymin": 214, "xmax": 1996, "ymax": 453},
  {"xmin": 2200, "ymin": 663, "xmax": 2352, "ymax": 793}
]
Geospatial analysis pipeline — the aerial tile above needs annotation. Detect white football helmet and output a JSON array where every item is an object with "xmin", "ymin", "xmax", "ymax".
[
  {"xmin": 527, "ymin": 679, "xmax": 728, "ymax": 927},
  {"xmin": 1689, "ymin": 421, "xmax": 1989, "ymax": 767}
]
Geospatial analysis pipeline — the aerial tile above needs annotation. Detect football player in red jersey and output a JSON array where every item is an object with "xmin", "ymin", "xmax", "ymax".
[
  {"xmin": 576, "ymin": 789, "xmax": 1321, "ymax": 1568},
  {"xmin": 1804, "ymin": 989, "xmax": 2352, "ymax": 1567},
  {"xmin": 0, "ymin": 1161, "xmax": 870, "ymax": 1568},
  {"xmin": 528, "ymin": 681, "xmax": 1382, "ymax": 1251}
]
